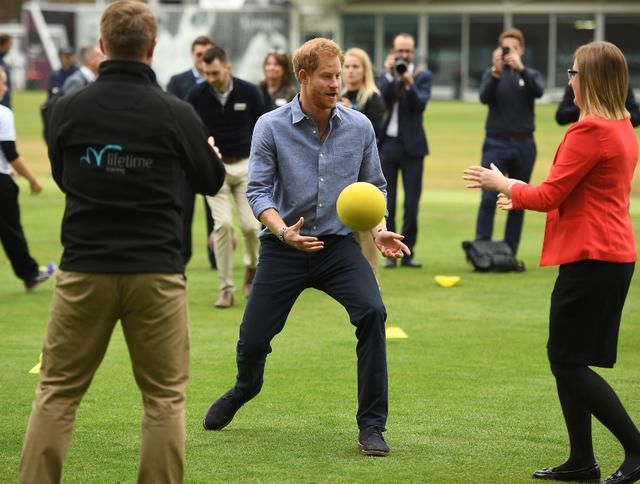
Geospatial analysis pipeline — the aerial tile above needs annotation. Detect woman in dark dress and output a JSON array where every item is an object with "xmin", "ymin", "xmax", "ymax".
[{"xmin": 464, "ymin": 41, "xmax": 640, "ymax": 484}]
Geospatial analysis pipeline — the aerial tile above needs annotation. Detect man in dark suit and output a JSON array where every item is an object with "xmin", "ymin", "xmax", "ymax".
[
  {"xmin": 167, "ymin": 35, "xmax": 218, "ymax": 269},
  {"xmin": 377, "ymin": 33, "xmax": 432, "ymax": 269}
]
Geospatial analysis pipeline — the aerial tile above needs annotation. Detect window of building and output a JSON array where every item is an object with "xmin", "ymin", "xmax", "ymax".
[
  {"xmin": 383, "ymin": 15, "xmax": 418, "ymax": 51},
  {"xmin": 343, "ymin": 14, "xmax": 376, "ymax": 62},
  {"xmin": 513, "ymin": 14, "xmax": 549, "ymax": 82},
  {"xmin": 468, "ymin": 15, "xmax": 503, "ymax": 89},
  {"xmin": 604, "ymin": 15, "xmax": 640, "ymax": 88},
  {"xmin": 428, "ymin": 15, "xmax": 462, "ymax": 89},
  {"xmin": 555, "ymin": 14, "xmax": 595, "ymax": 87}
]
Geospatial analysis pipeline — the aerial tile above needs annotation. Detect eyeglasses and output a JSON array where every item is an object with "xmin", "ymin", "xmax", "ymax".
[
  {"xmin": 567, "ymin": 69, "xmax": 578, "ymax": 81},
  {"xmin": 394, "ymin": 49, "xmax": 414, "ymax": 54}
]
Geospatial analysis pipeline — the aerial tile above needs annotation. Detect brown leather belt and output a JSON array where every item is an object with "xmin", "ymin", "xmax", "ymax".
[{"xmin": 223, "ymin": 156, "xmax": 245, "ymax": 164}]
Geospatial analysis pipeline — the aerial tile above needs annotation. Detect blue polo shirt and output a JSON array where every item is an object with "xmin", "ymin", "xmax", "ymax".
[{"xmin": 248, "ymin": 95, "xmax": 387, "ymax": 238}]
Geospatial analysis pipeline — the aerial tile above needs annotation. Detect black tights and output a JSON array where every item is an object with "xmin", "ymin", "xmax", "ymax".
[{"xmin": 551, "ymin": 362, "xmax": 640, "ymax": 473}]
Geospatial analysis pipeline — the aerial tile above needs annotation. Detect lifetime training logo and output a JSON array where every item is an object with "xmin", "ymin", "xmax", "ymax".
[{"xmin": 80, "ymin": 144, "xmax": 154, "ymax": 174}]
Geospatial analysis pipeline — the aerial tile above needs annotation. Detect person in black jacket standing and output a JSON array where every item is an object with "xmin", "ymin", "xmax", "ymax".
[
  {"xmin": 473, "ymin": 28, "xmax": 544, "ymax": 258},
  {"xmin": 18, "ymin": 2, "xmax": 225, "ymax": 483},
  {"xmin": 188, "ymin": 46, "xmax": 265, "ymax": 308},
  {"xmin": 555, "ymin": 83, "xmax": 640, "ymax": 127},
  {"xmin": 167, "ymin": 35, "xmax": 218, "ymax": 269}
]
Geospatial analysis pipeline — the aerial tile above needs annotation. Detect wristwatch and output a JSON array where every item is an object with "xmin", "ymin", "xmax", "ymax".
[{"xmin": 278, "ymin": 225, "xmax": 289, "ymax": 242}]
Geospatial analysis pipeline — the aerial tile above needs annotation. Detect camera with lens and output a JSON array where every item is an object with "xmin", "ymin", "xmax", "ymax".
[
  {"xmin": 501, "ymin": 46, "xmax": 510, "ymax": 58},
  {"xmin": 395, "ymin": 57, "xmax": 408, "ymax": 75}
]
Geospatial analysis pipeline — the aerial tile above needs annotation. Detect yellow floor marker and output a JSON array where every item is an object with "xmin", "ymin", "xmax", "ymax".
[
  {"xmin": 386, "ymin": 326, "xmax": 408, "ymax": 339},
  {"xmin": 29, "ymin": 353, "xmax": 42, "ymax": 374},
  {"xmin": 434, "ymin": 275, "xmax": 461, "ymax": 288}
]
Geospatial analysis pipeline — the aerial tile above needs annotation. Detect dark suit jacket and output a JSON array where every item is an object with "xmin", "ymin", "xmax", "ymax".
[
  {"xmin": 377, "ymin": 69, "xmax": 432, "ymax": 157},
  {"xmin": 167, "ymin": 69, "xmax": 199, "ymax": 100}
]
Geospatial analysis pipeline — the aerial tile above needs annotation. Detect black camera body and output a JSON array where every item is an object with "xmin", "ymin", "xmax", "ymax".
[
  {"xmin": 395, "ymin": 57, "xmax": 408, "ymax": 75},
  {"xmin": 501, "ymin": 46, "xmax": 510, "ymax": 58}
]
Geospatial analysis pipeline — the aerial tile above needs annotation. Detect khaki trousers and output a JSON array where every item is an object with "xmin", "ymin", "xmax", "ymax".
[
  {"xmin": 19, "ymin": 271, "xmax": 189, "ymax": 484},
  {"xmin": 206, "ymin": 158, "xmax": 260, "ymax": 292},
  {"xmin": 354, "ymin": 231, "xmax": 379, "ymax": 284}
]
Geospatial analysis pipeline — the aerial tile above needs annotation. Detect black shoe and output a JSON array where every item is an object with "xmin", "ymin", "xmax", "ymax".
[
  {"xmin": 603, "ymin": 464, "xmax": 640, "ymax": 484},
  {"xmin": 401, "ymin": 257, "xmax": 422, "ymax": 268},
  {"xmin": 358, "ymin": 427, "xmax": 390, "ymax": 457},
  {"xmin": 383, "ymin": 258, "xmax": 397, "ymax": 269},
  {"xmin": 532, "ymin": 464, "xmax": 600, "ymax": 481},
  {"xmin": 202, "ymin": 389, "xmax": 244, "ymax": 431}
]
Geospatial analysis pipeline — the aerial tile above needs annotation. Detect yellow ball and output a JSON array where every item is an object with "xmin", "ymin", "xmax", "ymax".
[{"xmin": 336, "ymin": 182, "xmax": 386, "ymax": 231}]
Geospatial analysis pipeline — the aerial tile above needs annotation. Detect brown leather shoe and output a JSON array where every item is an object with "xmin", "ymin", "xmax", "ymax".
[
  {"xmin": 215, "ymin": 289, "xmax": 234, "ymax": 308},
  {"xmin": 243, "ymin": 267, "xmax": 257, "ymax": 298}
]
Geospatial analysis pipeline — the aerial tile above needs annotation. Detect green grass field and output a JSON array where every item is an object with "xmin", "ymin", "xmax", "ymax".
[{"xmin": 1, "ymin": 92, "xmax": 639, "ymax": 483}]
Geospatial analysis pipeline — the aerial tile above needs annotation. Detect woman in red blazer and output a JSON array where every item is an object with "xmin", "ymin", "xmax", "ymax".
[{"xmin": 465, "ymin": 41, "xmax": 640, "ymax": 484}]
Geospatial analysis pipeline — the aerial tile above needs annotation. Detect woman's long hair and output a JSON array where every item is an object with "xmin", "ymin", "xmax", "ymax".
[
  {"xmin": 342, "ymin": 47, "xmax": 380, "ymax": 108},
  {"xmin": 260, "ymin": 52, "xmax": 295, "ymax": 90},
  {"xmin": 575, "ymin": 41, "xmax": 629, "ymax": 121}
]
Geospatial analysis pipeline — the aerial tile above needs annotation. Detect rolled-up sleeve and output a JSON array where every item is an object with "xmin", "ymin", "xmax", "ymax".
[{"xmin": 247, "ymin": 116, "xmax": 278, "ymax": 219}]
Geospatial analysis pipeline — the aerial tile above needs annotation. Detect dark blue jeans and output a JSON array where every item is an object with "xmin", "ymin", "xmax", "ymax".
[
  {"xmin": 380, "ymin": 137, "xmax": 424, "ymax": 256},
  {"xmin": 231, "ymin": 234, "xmax": 388, "ymax": 430},
  {"xmin": 475, "ymin": 135, "xmax": 536, "ymax": 255}
]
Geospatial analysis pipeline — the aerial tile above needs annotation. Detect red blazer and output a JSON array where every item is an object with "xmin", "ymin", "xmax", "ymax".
[{"xmin": 511, "ymin": 115, "xmax": 638, "ymax": 266}]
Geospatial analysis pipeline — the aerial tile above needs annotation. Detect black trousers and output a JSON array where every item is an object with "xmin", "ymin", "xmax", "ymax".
[
  {"xmin": 180, "ymin": 177, "xmax": 216, "ymax": 268},
  {"xmin": 232, "ymin": 234, "xmax": 389, "ymax": 430},
  {"xmin": 380, "ymin": 137, "xmax": 424, "ymax": 256},
  {"xmin": 0, "ymin": 174, "xmax": 39, "ymax": 282}
]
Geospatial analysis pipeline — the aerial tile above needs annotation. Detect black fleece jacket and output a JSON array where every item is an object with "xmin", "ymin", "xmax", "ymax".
[{"xmin": 47, "ymin": 60, "xmax": 225, "ymax": 273}]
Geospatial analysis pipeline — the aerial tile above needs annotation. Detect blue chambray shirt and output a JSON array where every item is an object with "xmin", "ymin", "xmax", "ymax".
[{"xmin": 248, "ymin": 95, "xmax": 387, "ymax": 238}]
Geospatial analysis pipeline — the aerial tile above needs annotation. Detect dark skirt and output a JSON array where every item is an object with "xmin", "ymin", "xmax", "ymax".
[{"xmin": 548, "ymin": 260, "xmax": 635, "ymax": 368}]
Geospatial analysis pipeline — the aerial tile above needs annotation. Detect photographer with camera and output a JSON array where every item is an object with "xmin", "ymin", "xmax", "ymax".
[
  {"xmin": 471, "ymin": 28, "xmax": 544, "ymax": 261},
  {"xmin": 377, "ymin": 33, "xmax": 432, "ymax": 269}
]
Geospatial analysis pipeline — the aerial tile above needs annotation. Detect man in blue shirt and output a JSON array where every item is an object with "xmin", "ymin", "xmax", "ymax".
[{"xmin": 202, "ymin": 37, "xmax": 409, "ymax": 457}]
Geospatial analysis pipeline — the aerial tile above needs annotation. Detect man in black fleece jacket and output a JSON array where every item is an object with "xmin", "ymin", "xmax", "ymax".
[{"xmin": 19, "ymin": 2, "xmax": 225, "ymax": 483}]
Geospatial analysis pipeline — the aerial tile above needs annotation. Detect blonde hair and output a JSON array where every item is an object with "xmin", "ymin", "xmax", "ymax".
[
  {"xmin": 100, "ymin": 0, "xmax": 157, "ymax": 61},
  {"xmin": 292, "ymin": 38, "xmax": 343, "ymax": 81},
  {"xmin": 574, "ymin": 41, "xmax": 629, "ymax": 121},
  {"xmin": 342, "ymin": 47, "xmax": 380, "ymax": 107}
]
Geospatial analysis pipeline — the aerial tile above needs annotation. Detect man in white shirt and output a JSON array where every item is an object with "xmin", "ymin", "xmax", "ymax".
[{"xmin": 62, "ymin": 44, "xmax": 104, "ymax": 95}]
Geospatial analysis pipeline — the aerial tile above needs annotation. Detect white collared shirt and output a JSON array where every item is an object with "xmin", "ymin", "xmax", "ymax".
[
  {"xmin": 385, "ymin": 63, "xmax": 415, "ymax": 138},
  {"xmin": 80, "ymin": 65, "xmax": 97, "ymax": 83},
  {"xmin": 213, "ymin": 78, "xmax": 234, "ymax": 107}
]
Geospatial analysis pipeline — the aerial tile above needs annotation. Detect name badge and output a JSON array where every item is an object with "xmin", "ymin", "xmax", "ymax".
[{"xmin": 234, "ymin": 103, "xmax": 247, "ymax": 111}]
